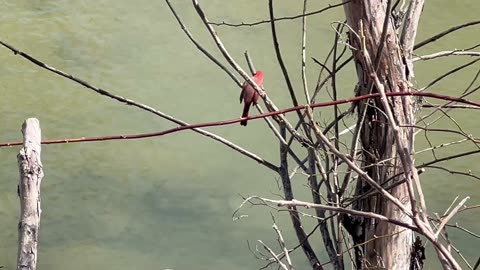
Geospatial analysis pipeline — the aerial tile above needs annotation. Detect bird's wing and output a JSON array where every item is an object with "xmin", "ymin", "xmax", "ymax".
[{"xmin": 239, "ymin": 82, "xmax": 247, "ymax": 103}]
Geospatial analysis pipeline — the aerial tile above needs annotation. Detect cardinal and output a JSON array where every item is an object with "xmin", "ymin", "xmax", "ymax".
[{"xmin": 239, "ymin": 70, "xmax": 264, "ymax": 126}]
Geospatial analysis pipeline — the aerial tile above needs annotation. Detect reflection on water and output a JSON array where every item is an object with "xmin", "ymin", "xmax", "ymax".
[{"xmin": 0, "ymin": 1, "xmax": 478, "ymax": 269}]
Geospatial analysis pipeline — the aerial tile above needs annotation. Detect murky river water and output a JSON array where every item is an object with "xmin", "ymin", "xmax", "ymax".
[{"xmin": 0, "ymin": 1, "xmax": 478, "ymax": 269}]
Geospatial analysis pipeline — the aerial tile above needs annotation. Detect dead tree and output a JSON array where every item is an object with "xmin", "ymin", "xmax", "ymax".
[
  {"xmin": 166, "ymin": 0, "xmax": 475, "ymax": 269},
  {"xmin": 0, "ymin": 1, "xmax": 477, "ymax": 269},
  {"xmin": 342, "ymin": 0, "xmax": 419, "ymax": 268}
]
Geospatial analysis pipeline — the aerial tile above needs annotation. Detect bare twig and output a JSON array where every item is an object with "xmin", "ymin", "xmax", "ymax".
[
  {"xmin": 192, "ymin": 0, "xmax": 311, "ymax": 147},
  {"xmin": 165, "ymin": 0, "xmax": 241, "ymax": 86},
  {"xmin": 414, "ymin": 20, "xmax": 480, "ymax": 50},
  {"xmin": 0, "ymin": 92, "xmax": 478, "ymax": 147},
  {"xmin": 268, "ymin": 0, "xmax": 312, "ymax": 143},
  {"xmin": 0, "ymin": 39, "xmax": 277, "ymax": 171},
  {"xmin": 447, "ymin": 223, "xmax": 480, "ymax": 239},
  {"xmin": 320, "ymin": 229, "xmax": 407, "ymax": 267},
  {"xmin": 435, "ymin": 196, "xmax": 470, "ymax": 238},
  {"xmin": 424, "ymin": 165, "xmax": 480, "ymax": 181},
  {"xmin": 301, "ymin": 0, "xmax": 310, "ymax": 103},
  {"xmin": 277, "ymin": 124, "xmax": 324, "ymax": 270},
  {"xmin": 413, "ymin": 50, "xmax": 480, "ymax": 62},
  {"xmin": 419, "ymin": 149, "xmax": 480, "ymax": 168},
  {"xmin": 208, "ymin": 1, "xmax": 348, "ymax": 27},
  {"xmin": 431, "ymin": 217, "xmax": 475, "ymax": 269},
  {"xmin": 475, "ymin": 257, "xmax": 480, "ymax": 270},
  {"xmin": 271, "ymin": 216, "xmax": 294, "ymax": 270},
  {"xmin": 245, "ymin": 196, "xmax": 418, "ymax": 231},
  {"xmin": 415, "ymin": 138, "xmax": 468, "ymax": 155},
  {"xmin": 257, "ymin": 240, "xmax": 289, "ymax": 270},
  {"xmin": 418, "ymin": 58, "xmax": 480, "ymax": 92},
  {"xmin": 422, "ymin": 104, "xmax": 480, "ymax": 110},
  {"xmin": 304, "ymin": 106, "xmax": 412, "ymax": 216}
]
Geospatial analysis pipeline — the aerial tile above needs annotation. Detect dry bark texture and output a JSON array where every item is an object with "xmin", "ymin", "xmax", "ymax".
[
  {"xmin": 343, "ymin": 1, "xmax": 415, "ymax": 269},
  {"xmin": 16, "ymin": 118, "xmax": 43, "ymax": 270}
]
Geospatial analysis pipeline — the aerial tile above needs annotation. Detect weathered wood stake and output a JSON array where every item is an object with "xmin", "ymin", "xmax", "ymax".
[{"xmin": 16, "ymin": 118, "xmax": 43, "ymax": 270}]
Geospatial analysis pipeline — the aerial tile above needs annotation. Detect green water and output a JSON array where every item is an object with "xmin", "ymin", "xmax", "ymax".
[{"xmin": 0, "ymin": 1, "xmax": 478, "ymax": 269}]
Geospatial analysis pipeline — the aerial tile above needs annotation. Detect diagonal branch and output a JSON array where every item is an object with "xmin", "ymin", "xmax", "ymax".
[
  {"xmin": 435, "ymin": 196, "xmax": 470, "ymax": 238},
  {"xmin": 414, "ymin": 20, "xmax": 480, "ymax": 50},
  {"xmin": 165, "ymin": 0, "xmax": 241, "ymax": 86},
  {"xmin": 191, "ymin": 0, "xmax": 311, "ymax": 147},
  {"xmin": 0, "ymin": 39, "xmax": 278, "ymax": 172},
  {"xmin": 247, "ymin": 197, "xmax": 418, "ymax": 232},
  {"xmin": 304, "ymin": 107, "xmax": 412, "ymax": 216},
  {"xmin": 268, "ymin": 0, "xmax": 299, "ymax": 108}
]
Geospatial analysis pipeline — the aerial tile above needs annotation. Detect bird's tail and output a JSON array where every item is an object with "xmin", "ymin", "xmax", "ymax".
[{"xmin": 240, "ymin": 103, "xmax": 251, "ymax": 126}]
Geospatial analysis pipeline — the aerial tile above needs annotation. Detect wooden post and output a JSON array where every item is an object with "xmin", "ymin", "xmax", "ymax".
[{"xmin": 16, "ymin": 118, "xmax": 43, "ymax": 270}]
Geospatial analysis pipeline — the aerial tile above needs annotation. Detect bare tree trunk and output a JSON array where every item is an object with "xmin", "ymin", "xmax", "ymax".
[
  {"xmin": 16, "ymin": 118, "xmax": 43, "ymax": 270},
  {"xmin": 343, "ymin": 1, "xmax": 415, "ymax": 269}
]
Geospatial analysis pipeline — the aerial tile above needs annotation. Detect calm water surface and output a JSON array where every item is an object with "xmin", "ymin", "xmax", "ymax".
[{"xmin": 0, "ymin": 1, "xmax": 478, "ymax": 269}]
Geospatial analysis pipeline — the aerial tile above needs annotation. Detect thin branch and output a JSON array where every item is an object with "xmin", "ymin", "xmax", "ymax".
[
  {"xmin": 251, "ymin": 197, "xmax": 418, "ymax": 231},
  {"xmin": 418, "ymin": 58, "xmax": 480, "ymax": 92},
  {"xmin": 257, "ymin": 240, "xmax": 289, "ymax": 270},
  {"xmin": 414, "ymin": 20, "xmax": 480, "ymax": 50},
  {"xmin": 166, "ymin": 0, "xmax": 241, "ymax": 86},
  {"xmin": 1, "ymin": 91, "xmax": 478, "ymax": 146},
  {"xmin": 446, "ymin": 223, "xmax": 480, "ymax": 239},
  {"xmin": 331, "ymin": 22, "xmax": 342, "ymax": 195},
  {"xmin": 278, "ymin": 124, "xmax": 324, "ymax": 270},
  {"xmin": 342, "ymin": 169, "xmax": 426, "ymax": 211},
  {"xmin": 307, "ymin": 147, "xmax": 339, "ymax": 268},
  {"xmin": 422, "ymin": 104, "xmax": 480, "ymax": 110},
  {"xmin": 424, "ymin": 165, "xmax": 480, "ymax": 181},
  {"xmin": 0, "ymin": 39, "xmax": 277, "ymax": 171},
  {"xmin": 320, "ymin": 229, "xmax": 407, "ymax": 267},
  {"xmin": 410, "ymin": 125, "xmax": 479, "ymax": 147},
  {"xmin": 169, "ymin": 0, "xmax": 306, "ymax": 173},
  {"xmin": 419, "ymin": 149, "xmax": 480, "ymax": 168},
  {"xmin": 301, "ymin": 0, "xmax": 310, "ymax": 103},
  {"xmin": 311, "ymin": 55, "xmax": 354, "ymax": 103},
  {"xmin": 413, "ymin": 50, "xmax": 480, "ymax": 62},
  {"xmin": 271, "ymin": 216, "xmax": 294, "ymax": 270},
  {"xmin": 433, "ymin": 218, "xmax": 475, "ymax": 270},
  {"xmin": 304, "ymin": 107, "xmax": 412, "ymax": 217},
  {"xmin": 475, "ymin": 257, "xmax": 480, "ymax": 270},
  {"xmin": 415, "ymin": 138, "xmax": 468, "ymax": 155},
  {"xmin": 268, "ymin": 0, "xmax": 307, "ymax": 129},
  {"xmin": 237, "ymin": 70, "xmax": 307, "ymax": 178},
  {"xmin": 417, "ymin": 65, "xmax": 480, "ymax": 131},
  {"xmin": 430, "ymin": 217, "xmax": 476, "ymax": 269},
  {"xmin": 244, "ymin": 51, "xmax": 257, "ymax": 74},
  {"xmin": 191, "ymin": 0, "xmax": 311, "ymax": 147},
  {"xmin": 458, "ymin": 205, "xmax": 480, "ymax": 214},
  {"xmin": 208, "ymin": 1, "xmax": 349, "ymax": 27},
  {"xmin": 429, "ymin": 218, "xmax": 480, "ymax": 239},
  {"xmin": 435, "ymin": 196, "xmax": 470, "ymax": 238},
  {"xmin": 443, "ymin": 196, "xmax": 460, "ymax": 217}
]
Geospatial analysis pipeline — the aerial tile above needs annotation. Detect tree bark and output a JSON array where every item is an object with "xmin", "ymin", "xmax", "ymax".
[
  {"xmin": 343, "ymin": 1, "xmax": 415, "ymax": 269},
  {"xmin": 16, "ymin": 118, "xmax": 43, "ymax": 270}
]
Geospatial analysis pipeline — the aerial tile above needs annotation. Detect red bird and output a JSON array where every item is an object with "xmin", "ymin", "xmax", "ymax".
[{"xmin": 239, "ymin": 71, "xmax": 264, "ymax": 126}]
